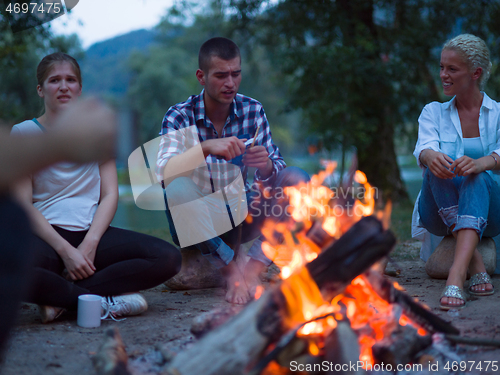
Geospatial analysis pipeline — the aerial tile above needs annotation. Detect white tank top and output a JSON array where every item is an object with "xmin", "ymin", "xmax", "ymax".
[{"xmin": 11, "ymin": 120, "xmax": 101, "ymax": 231}]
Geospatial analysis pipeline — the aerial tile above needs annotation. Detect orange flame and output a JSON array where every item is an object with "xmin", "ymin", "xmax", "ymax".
[
  {"xmin": 263, "ymin": 162, "xmax": 379, "ymax": 279},
  {"xmin": 269, "ymin": 162, "xmax": 424, "ymax": 368},
  {"xmin": 254, "ymin": 285, "xmax": 264, "ymax": 300}
]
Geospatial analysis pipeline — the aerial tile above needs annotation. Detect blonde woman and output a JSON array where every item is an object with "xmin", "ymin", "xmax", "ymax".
[{"xmin": 414, "ymin": 34, "xmax": 500, "ymax": 310}]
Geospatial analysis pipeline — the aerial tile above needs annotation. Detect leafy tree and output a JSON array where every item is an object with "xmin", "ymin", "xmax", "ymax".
[
  {"xmin": 127, "ymin": 4, "xmax": 300, "ymax": 153},
  {"xmin": 224, "ymin": 0, "xmax": 500, "ymax": 202},
  {"xmin": 128, "ymin": 40, "xmax": 199, "ymax": 142},
  {"xmin": 0, "ymin": 8, "xmax": 83, "ymax": 125}
]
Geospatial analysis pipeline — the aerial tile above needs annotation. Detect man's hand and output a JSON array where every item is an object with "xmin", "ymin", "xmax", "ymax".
[
  {"xmin": 450, "ymin": 155, "xmax": 489, "ymax": 176},
  {"xmin": 243, "ymin": 146, "xmax": 272, "ymax": 178},
  {"xmin": 421, "ymin": 149, "xmax": 455, "ymax": 179},
  {"xmin": 201, "ymin": 137, "xmax": 246, "ymax": 160}
]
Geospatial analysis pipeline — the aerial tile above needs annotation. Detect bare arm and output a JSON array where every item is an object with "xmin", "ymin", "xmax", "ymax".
[
  {"xmin": 0, "ymin": 129, "xmax": 72, "ymax": 192},
  {"xmin": 13, "ymin": 177, "xmax": 96, "ymax": 280},
  {"xmin": 77, "ymin": 160, "xmax": 118, "ymax": 263}
]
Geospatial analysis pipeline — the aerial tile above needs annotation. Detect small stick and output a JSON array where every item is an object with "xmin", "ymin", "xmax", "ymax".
[
  {"xmin": 250, "ymin": 124, "xmax": 261, "ymax": 147},
  {"xmin": 445, "ymin": 334, "xmax": 500, "ymax": 348},
  {"xmin": 248, "ymin": 312, "xmax": 336, "ymax": 375}
]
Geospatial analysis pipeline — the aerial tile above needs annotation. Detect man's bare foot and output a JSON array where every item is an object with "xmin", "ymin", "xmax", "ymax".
[
  {"xmin": 220, "ymin": 261, "xmax": 251, "ymax": 304},
  {"xmin": 244, "ymin": 259, "xmax": 265, "ymax": 299}
]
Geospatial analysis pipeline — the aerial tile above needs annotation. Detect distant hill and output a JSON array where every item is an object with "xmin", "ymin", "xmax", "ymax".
[{"xmin": 80, "ymin": 29, "xmax": 159, "ymax": 97}]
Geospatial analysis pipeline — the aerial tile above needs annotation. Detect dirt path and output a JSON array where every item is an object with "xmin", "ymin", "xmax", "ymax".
[{"xmin": 2, "ymin": 242, "xmax": 500, "ymax": 374}]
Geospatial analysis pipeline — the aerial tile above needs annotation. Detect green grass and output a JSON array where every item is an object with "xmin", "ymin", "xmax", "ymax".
[
  {"xmin": 389, "ymin": 201, "xmax": 421, "ymax": 260},
  {"xmin": 390, "ymin": 202, "xmax": 414, "ymax": 243}
]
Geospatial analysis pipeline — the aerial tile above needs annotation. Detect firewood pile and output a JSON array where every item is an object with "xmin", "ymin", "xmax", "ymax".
[{"xmin": 162, "ymin": 217, "xmax": 460, "ymax": 375}]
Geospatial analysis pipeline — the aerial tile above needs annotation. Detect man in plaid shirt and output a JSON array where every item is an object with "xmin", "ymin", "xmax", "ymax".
[{"xmin": 156, "ymin": 37, "xmax": 309, "ymax": 304}]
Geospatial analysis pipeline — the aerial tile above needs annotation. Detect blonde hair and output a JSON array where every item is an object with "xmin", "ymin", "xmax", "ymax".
[{"xmin": 443, "ymin": 34, "xmax": 492, "ymax": 90}]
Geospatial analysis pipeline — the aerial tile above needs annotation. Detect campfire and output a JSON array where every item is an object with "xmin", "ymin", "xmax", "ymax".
[
  {"xmin": 92, "ymin": 162, "xmax": 467, "ymax": 375},
  {"xmin": 158, "ymin": 161, "xmax": 460, "ymax": 375}
]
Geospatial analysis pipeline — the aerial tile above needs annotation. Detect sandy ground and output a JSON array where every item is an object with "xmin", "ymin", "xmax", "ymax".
[{"xmin": 2, "ymin": 240, "xmax": 500, "ymax": 375}]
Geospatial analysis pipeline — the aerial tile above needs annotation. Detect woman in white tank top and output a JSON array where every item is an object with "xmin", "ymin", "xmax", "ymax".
[{"xmin": 12, "ymin": 53, "xmax": 181, "ymax": 323}]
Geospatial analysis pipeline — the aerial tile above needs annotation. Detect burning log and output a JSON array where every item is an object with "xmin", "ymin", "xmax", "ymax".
[
  {"xmin": 164, "ymin": 216, "xmax": 396, "ymax": 375},
  {"xmin": 190, "ymin": 305, "xmax": 244, "ymax": 339},
  {"xmin": 372, "ymin": 322, "xmax": 432, "ymax": 367},
  {"xmin": 92, "ymin": 327, "xmax": 130, "ymax": 375},
  {"xmin": 323, "ymin": 321, "xmax": 363, "ymax": 375},
  {"xmin": 306, "ymin": 216, "xmax": 395, "ymax": 300},
  {"xmin": 364, "ymin": 270, "xmax": 459, "ymax": 335}
]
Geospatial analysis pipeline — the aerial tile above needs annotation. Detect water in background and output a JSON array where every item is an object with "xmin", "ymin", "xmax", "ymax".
[
  {"xmin": 112, "ymin": 164, "xmax": 423, "ymax": 232},
  {"xmin": 111, "ymin": 186, "xmax": 169, "ymax": 231}
]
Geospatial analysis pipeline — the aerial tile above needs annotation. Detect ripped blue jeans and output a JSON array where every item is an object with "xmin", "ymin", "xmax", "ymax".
[{"xmin": 419, "ymin": 168, "xmax": 500, "ymax": 239}]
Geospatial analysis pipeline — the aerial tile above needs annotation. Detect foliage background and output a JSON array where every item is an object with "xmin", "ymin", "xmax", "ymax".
[{"xmin": 2, "ymin": 0, "xmax": 500, "ymax": 204}]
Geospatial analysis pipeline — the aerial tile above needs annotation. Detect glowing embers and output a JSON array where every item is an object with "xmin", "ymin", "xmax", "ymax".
[
  {"xmin": 277, "ymin": 270, "xmax": 428, "ymax": 370},
  {"xmin": 259, "ymin": 162, "xmax": 425, "ymax": 370}
]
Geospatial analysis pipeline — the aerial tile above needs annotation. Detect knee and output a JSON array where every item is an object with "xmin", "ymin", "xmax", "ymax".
[
  {"xmin": 165, "ymin": 177, "xmax": 200, "ymax": 205},
  {"xmin": 423, "ymin": 168, "xmax": 438, "ymax": 184},
  {"xmin": 466, "ymin": 172, "xmax": 490, "ymax": 186},
  {"xmin": 277, "ymin": 166, "xmax": 310, "ymax": 187}
]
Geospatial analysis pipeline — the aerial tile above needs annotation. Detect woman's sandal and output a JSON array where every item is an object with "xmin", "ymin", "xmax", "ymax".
[
  {"xmin": 440, "ymin": 285, "xmax": 467, "ymax": 310},
  {"xmin": 468, "ymin": 272, "xmax": 495, "ymax": 296}
]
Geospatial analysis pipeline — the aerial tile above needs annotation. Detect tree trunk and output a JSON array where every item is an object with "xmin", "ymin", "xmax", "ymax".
[{"xmin": 358, "ymin": 115, "xmax": 410, "ymax": 203}]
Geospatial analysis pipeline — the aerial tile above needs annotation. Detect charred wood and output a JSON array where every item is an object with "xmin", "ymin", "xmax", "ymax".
[
  {"xmin": 324, "ymin": 321, "xmax": 363, "ymax": 375},
  {"xmin": 307, "ymin": 216, "xmax": 396, "ymax": 300},
  {"xmin": 190, "ymin": 305, "xmax": 243, "ymax": 339},
  {"xmin": 444, "ymin": 334, "xmax": 500, "ymax": 348},
  {"xmin": 372, "ymin": 324, "xmax": 432, "ymax": 367},
  {"xmin": 364, "ymin": 269, "xmax": 459, "ymax": 335},
  {"xmin": 165, "ymin": 217, "xmax": 395, "ymax": 375},
  {"xmin": 92, "ymin": 327, "xmax": 130, "ymax": 375}
]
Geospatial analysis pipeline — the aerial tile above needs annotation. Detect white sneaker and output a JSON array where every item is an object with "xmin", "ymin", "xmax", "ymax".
[{"xmin": 106, "ymin": 293, "xmax": 148, "ymax": 318}]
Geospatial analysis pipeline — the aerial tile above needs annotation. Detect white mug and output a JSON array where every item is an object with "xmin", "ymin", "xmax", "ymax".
[{"xmin": 77, "ymin": 294, "xmax": 109, "ymax": 328}]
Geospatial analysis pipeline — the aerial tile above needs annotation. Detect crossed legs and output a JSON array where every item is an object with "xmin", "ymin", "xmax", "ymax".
[{"xmin": 419, "ymin": 170, "xmax": 500, "ymax": 308}]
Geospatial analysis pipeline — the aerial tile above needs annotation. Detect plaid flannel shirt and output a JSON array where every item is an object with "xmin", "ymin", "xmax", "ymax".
[{"xmin": 156, "ymin": 90, "xmax": 286, "ymax": 194}]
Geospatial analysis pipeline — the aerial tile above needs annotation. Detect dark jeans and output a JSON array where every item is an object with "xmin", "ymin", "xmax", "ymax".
[
  {"xmin": 0, "ymin": 196, "xmax": 34, "ymax": 359},
  {"xmin": 164, "ymin": 166, "xmax": 310, "ymax": 268},
  {"xmin": 26, "ymin": 226, "xmax": 181, "ymax": 310}
]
